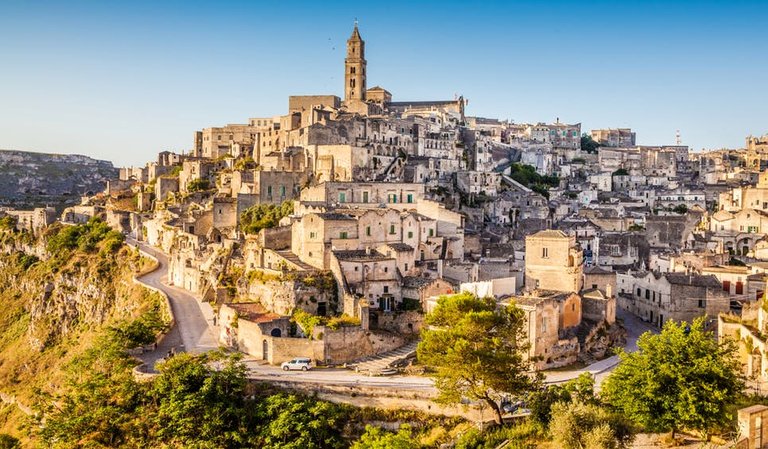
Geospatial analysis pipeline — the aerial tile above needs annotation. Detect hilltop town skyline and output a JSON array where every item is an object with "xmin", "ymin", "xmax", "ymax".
[{"xmin": 1, "ymin": 1, "xmax": 767, "ymax": 166}]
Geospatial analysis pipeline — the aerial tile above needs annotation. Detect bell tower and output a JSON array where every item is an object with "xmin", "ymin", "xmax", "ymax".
[{"xmin": 344, "ymin": 22, "xmax": 366, "ymax": 102}]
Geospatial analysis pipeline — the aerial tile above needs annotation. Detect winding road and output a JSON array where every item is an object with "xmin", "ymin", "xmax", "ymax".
[
  {"xmin": 128, "ymin": 239, "xmax": 656, "ymax": 389},
  {"xmin": 129, "ymin": 239, "xmax": 218, "ymax": 370}
]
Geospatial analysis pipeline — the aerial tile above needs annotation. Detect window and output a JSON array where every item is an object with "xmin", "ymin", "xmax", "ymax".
[
  {"xmin": 645, "ymin": 289, "xmax": 650, "ymax": 299},
  {"xmin": 339, "ymin": 192, "xmax": 346, "ymax": 203},
  {"xmin": 407, "ymin": 231, "xmax": 413, "ymax": 239},
  {"xmin": 280, "ymin": 185, "xmax": 286, "ymax": 197},
  {"xmin": 363, "ymin": 191, "xmax": 369, "ymax": 203},
  {"xmin": 429, "ymin": 228, "xmax": 434, "ymax": 237},
  {"xmin": 366, "ymin": 226, "xmax": 371, "ymax": 236},
  {"xmin": 542, "ymin": 247, "xmax": 549, "ymax": 258},
  {"xmin": 404, "ymin": 263, "xmax": 408, "ymax": 271},
  {"xmin": 407, "ymin": 193, "xmax": 413, "ymax": 203},
  {"xmin": 636, "ymin": 288, "xmax": 641, "ymax": 297},
  {"xmin": 384, "ymin": 267, "xmax": 388, "ymax": 273},
  {"xmin": 267, "ymin": 186, "xmax": 272, "ymax": 196},
  {"xmin": 340, "ymin": 231, "xmax": 348, "ymax": 239},
  {"xmin": 309, "ymin": 232, "xmax": 316, "ymax": 239},
  {"xmin": 698, "ymin": 299, "xmax": 705, "ymax": 308},
  {"xmin": 389, "ymin": 224, "xmax": 396, "ymax": 235},
  {"xmin": 383, "ymin": 286, "xmax": 389, "ymax": 294}
]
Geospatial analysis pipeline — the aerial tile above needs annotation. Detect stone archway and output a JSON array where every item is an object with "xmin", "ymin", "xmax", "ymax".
[{"xmin": 270, "ymin": 328, "xmax": 282, "ymax": 337}]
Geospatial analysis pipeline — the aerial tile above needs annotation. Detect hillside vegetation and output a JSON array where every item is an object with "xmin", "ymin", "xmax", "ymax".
[
  {"xmin": 0, "ymin": 219, "xmax": 166, "ymax": 444},
  {"xmin": 0, "ymin": 220, "xmax": 470, "ymax": 448}
]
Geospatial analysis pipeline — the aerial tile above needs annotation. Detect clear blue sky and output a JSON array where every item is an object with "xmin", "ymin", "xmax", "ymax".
[{"xmin": 1, "ymin": 0, "xmax": 766, "ymax": 167}]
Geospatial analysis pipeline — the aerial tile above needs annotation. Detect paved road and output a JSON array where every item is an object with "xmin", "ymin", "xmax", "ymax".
[
  {"xmin": 129, "ymin": 239, "xmax": 218, "ymax": 369},
  {"xmin": 544, "ymin": 307, "xmax": 658, "ymax": 387},
  {"xmin": 243, "ymin": 307, "xmax": 658, "ymax": 391},
  {"xmin": 244, "ymin": 359, "xmax": 435, "ymax": 390},
  {"xmin": 126, "ymin": 239, "xmax": 656, "ymax": 389}
]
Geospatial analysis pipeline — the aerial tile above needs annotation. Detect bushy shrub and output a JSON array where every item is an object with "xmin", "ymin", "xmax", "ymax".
[
  {"xmin": 240, "ymin": 200, "xmax": 294, "ymax": 234},
  {"xmin": 0, "ymin": 215, "xmax": 17, "ymax": 231},
  {"xmin": 46, "ymin": 218, "xmax": 124, "ymax": 256},
  {"xmin": 187, "ymin": 178, "xmax": 210, "ymax": 192}
]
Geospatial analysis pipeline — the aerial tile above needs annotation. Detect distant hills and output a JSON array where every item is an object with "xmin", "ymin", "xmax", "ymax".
[{"xmin": 0, "ymin": 149, "xmax": 117, "ymax": 209}]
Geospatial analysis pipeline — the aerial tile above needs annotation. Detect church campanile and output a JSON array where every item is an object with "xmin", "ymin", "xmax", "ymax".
[{"xmin": 344, "ymin": 23, "xmax": 366, "ymax": 102}]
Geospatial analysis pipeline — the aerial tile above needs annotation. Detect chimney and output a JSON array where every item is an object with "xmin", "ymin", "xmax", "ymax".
[
  {"xmin": 437, "ymin": 259, "xmax": 444, "ymax": 279},
  {"xmin": 606, "ymin": 283, "xmax": 613, "ymax": 299},
  {"xmin": 365, "ymin": 246, "xmax": 371, "ymax": 256}
]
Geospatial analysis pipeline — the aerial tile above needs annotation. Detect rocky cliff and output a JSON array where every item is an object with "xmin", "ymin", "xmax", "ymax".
[
  {"xmin": 0, "ymin": 221, "xmax": 163, "ymax": 439},
  {"xmin": 0, "ymin": 149, "xmax": 117, "ymax": 208}
]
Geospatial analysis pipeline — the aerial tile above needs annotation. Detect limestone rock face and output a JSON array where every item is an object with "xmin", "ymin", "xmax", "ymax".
[
  {"xmin": 0, "ymin": 238, "xmax": 145, "ymax": 352},
  {"xmin": 0, "ymin": 149, "xmax": 117, "ymax": 208}
]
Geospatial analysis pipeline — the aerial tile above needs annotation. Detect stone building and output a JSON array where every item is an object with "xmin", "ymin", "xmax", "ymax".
[
  {"xmin": 746, "ymin": 134, "xmax": 768, "ymax": 170},
  {"xmin": 4, "ymin": 207, "xmax": 56, "ymax": 233},
  {"xmin": 524, "ymin": 230, "xmax": 584, "ymax": 293},
  {"xmin": 194, "ymin": 123, "xmax": 260, "ymax": 159},
  {"xmin": 504, "ymin": 290, "xmax": 583, "ymax": 369},
  {"xmin": 734, "ymin": 404, "xmax": 768, "ymax": 448},
  {"xmin": 617, "ymin": 271, "xmax": 730, "ymax": 327},
  {"xmin": 590, "ymin": 128, "xmax": 636, "ymax": 148}
]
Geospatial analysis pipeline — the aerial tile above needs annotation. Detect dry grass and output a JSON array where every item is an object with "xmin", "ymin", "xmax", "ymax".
[{"xmin": 0, "ymin": 245, "xmax": 161, "ymax": 443}]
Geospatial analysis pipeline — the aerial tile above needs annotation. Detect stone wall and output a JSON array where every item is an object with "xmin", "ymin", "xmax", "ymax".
[
  {"xmin": 322, "ymin": 326, "xmax": 406, "ymax": 365},
  {"xmin": 375, "ymin": 310, "xmax": 423, "ymax": 335},
  {"xmin": 582, "ymin": 296, "xmax": 616, "ymax": 324},
  {"xmin": 246, "ymin": 273, "xmax": 337, "ymax": 316}
]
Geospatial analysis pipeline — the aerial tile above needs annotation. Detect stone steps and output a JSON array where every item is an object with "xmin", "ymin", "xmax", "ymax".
[
  {"xmin": 275, "ymin": 250, "xmax": 316, "ymax": 271},
  {"xmin": 348, "ymin": 340, "xmax": 419, "ymax": 375}
]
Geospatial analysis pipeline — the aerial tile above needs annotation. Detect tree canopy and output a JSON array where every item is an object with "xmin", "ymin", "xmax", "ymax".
[
  {"xmin": 581, "ymin": 134, "xmax": 601, "ymax": 153},
  {"xmin": 601, "ymin": 318, "xmax": 743, "ymax": 438},
  {"xmin": 240, "ymin": 200, "xmax": 294, "ymax": 234},
  {"xmin": 507, "ymin": 163, "xmax": 559, "ymax": 199},
  {"xmin": 416, "ymin": 292, "xmax": 542, "ymax": 424},
  {"xmin": 550, "ymin": 400, "xmax": 634, "ymax": 449}
]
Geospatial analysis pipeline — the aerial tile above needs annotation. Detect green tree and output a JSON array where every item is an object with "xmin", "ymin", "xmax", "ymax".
[
  {"xmin": 187, "ymin": 178, "xmax": 211, "ymax": 192},
  {"xmin": 549, "ymin": 401, "xmax": 634, "ymax": 449},
  {"xmin": 147, "ymin": 351, "xmax": 253, "ymax": 447},
  {"xmin": 351, "ymin": 425, "xmax": 417, "ymax": 449},
  {"xmin": 417, "ymin": 292, "xmax": 541, "ymax": 424},
  {"xmin": 611, "ymin": 168, "xmax": 629, "ymax": 176},
  {"xmin": 255, "ymin": 393, "xmax": 350, "ymax": 449},
  {"xmin": 36, "ymin": 332, "xmax": 143, "ymax": 447},
  {"xmin": 0, "ymin": 215, "xmax": 17, "ymax": 231},
  {"xmin": 673, "ymin": 204, "xmax": 688, "ymax": 214},
  {"xmin": 0, "ymin": 434, "xmax": 21, "ymax": 449},
  {"xmin": 601, "ymin": 318, "xmax": 743, "ymax": 439},
  {"xmin": 581, "ymin": 134, "xmax": 601, "ymax": 153},
  {"xmin": 528, "ymin": 372, "xmax": 597, "ymax": 426},
  {"xmin": 240, "ymin": 200, "xmax": 294, "ymax": 234}
]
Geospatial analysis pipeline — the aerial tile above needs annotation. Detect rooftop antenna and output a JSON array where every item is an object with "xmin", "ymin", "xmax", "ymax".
[{"xmin": 676, "ymin": 129, "xmax": 681, "ymax": 145}]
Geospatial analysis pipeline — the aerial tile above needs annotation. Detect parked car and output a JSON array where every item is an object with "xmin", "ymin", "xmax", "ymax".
[{"xmin": 281, "ymin": 358, "xmax": 312, "ymax": 371}]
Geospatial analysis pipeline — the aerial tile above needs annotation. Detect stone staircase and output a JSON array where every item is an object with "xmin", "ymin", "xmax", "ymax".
[
  {"xmin": 347, "ymin": 340, "xmax": 419, "ymax": 375},
  {"xmin": 275, "ymin": 250, "xmax": 316, "ymax": 271}
]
